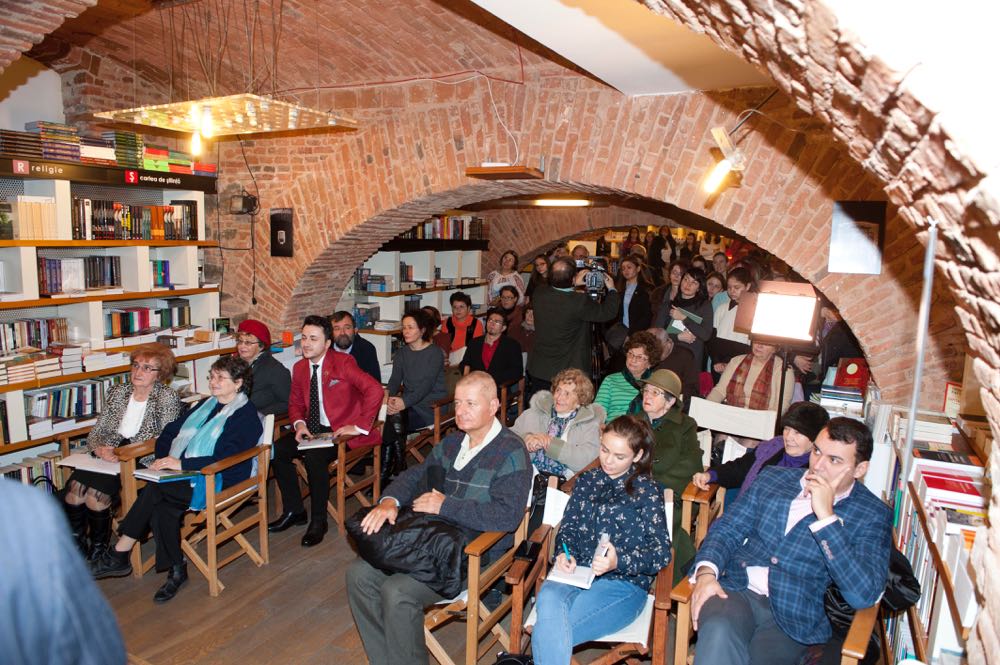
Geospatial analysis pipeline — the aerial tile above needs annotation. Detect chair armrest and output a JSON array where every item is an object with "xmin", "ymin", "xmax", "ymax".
[
  {"xmin": 653, "ymin": 562, "xmax": 675, "ymax": 610},
  {"xmin": 465, "ymin": 530, "xmax": 507, "ymax": 557},
  {"xmin": 505, "ymin": 524, "xmax": 554, "ymax": 585},
  {"xmin": 841, "ymin": 604, "xmax": 879, "ymax": 661},
  {"xmin": 682, "ymin": 481, "xmax": 719, "ymax": 504},
  {"xmin": 200, "ymin": 445, "xmax": 270, "ymax": 475},
  {"xmin": 431, "ymin": 394, "xmax": 455, "ymax": 410},
  {"xmin": 670, "ymin": 576, "xmax": 693, "ymax": 603},
  {"xmin": 116, "ymin": 438, "xmax": 156, "ymax": 461},
  {"xmin": 498, "ymin": 377, "xmax": 521, "ymax": 390}
]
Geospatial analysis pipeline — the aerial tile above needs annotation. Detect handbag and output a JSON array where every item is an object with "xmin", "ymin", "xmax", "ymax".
[
  {"xmin": 493, "ymin": 653, "xmax": 533, "ymax": 665},
  {"xmin": 345, "ymin": 505, "xmax": 478, "ymax": 598}
]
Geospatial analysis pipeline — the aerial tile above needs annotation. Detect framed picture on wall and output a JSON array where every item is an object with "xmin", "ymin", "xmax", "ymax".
[
  {"xmin": 270, "ymin": 208, "xmax": 294, "ymax": 257},
  {"xmin": 828, "ymin": 201, "xmax": 886, "ymax": 275}
]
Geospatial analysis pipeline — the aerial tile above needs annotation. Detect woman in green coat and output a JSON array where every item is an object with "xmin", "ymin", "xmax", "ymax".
[{"xmin": 639, "ymin": 369, "xmax": 702, "ymax": 582}]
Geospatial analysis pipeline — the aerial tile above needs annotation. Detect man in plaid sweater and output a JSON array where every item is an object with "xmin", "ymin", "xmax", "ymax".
[{"xmin": 346, "ymin": 371, "xmax": 532, "ymax": 665}]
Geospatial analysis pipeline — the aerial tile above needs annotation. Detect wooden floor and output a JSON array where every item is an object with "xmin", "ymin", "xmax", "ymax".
[{"xmin": 102, "ymin": 491, "xmax": 486, "ymax": 664}]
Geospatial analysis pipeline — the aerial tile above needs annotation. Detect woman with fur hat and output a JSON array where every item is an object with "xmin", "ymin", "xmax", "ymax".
[{"xmin": 691, "ymin": 400, "xmax": 830, "ymax": 499}]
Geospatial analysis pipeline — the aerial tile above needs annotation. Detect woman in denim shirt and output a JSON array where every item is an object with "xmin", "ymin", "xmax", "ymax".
[{"xmin": 532, "ymin": 415, "xmax": 672, "ymax": 665}]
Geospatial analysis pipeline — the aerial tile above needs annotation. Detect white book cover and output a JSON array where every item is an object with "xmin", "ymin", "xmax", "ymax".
[{"xmin": 57, "ymin": 452, "xmax": 121, "ymax": 476}]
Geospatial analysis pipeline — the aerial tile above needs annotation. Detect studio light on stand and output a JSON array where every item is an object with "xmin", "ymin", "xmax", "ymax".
[{"xmin": 734, "ymin": 280, "xmax": 820, "ymax": 433}]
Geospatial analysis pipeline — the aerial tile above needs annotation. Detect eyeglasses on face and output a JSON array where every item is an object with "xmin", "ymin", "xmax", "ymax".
[
  {"xmin": 642, "ymin": 386, "xmax": 666, "ymax": 398},
  {"xmin": 626, "ymin": 351, "xmax": 648, "ymax": 362},
  {"xmin": 236, "ymin": 337, "xmax": 261, "ymax": 346},
  {"xmin": 131, "ymin": 363, "xmax": 161, "ymax": 373},
  {"xmin": 206, "ymin": 373, "xmax": 233, "ymax": 383}
]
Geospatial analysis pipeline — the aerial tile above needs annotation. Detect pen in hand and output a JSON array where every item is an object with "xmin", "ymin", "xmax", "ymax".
[{"xmin": 561, "ymin": 542, "xmax": 571, "ymax": 560}]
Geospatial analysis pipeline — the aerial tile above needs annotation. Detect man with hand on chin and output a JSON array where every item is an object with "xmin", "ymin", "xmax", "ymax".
[
  {"xmin": 346, "ymin": 371, "xmax": 532, "ymax": 665},
  {"xmin": 688, "ymin": 418, "xmax": 892, "ymax": 665}
]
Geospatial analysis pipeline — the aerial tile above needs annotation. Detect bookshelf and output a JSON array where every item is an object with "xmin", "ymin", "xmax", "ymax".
[{"xmin": 0, "ymin": 157, "xmax": 226, "ymax": 462}]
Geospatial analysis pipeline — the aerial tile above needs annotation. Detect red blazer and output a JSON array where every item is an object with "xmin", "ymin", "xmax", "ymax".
[{"xmin": 289, "ymin": 350, "xmax": 383, "ymax": 449}]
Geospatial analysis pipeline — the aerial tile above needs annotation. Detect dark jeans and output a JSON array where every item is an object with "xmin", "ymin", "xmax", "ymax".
[
  {"xmin": 693, "ymin": 588, "xmax": 808, "ymax": 665},
  {"xmin": 271, "ymin": 430, "xmax": 334, "ymax": 521},
  {"xmin": 117, "ymin": 481, "xmax": 194, "ymax": 571},
  {"xmin": 346, "ymin": 558, "xmax": 444, "ymax": 665}
]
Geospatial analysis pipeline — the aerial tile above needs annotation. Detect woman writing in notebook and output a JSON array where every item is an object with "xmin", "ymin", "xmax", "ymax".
[{"xmin": 531, "ymin": 415, "xmax": 672, "ymax": 665}]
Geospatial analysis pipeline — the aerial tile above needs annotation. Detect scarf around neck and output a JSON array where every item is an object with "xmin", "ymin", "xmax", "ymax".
[
  {"xmin": 726, "ymin": 354, "xmax": 775, "ymax": 410},
  {"xmin": 169, "ymin": 392, "xmax": 249, "ymax": 460},
  {"xmin": 547, "ymin": 406, "xmax": 579, "ymax": 439},
  {"xmin": 623, "ymin": 367, "xmax": 652, "ymax": 415}
]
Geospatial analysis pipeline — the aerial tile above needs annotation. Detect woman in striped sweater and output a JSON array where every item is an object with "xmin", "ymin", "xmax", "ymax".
[{"xmin": 594, "ymin": 331, "xmax": 662, "ymax": 420}]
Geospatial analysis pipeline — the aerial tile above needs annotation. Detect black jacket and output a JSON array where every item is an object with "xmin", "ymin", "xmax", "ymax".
[
  {"xmin": 617, "ymin": 282, "xmax": 652, "ymax": 332},
  {"xmin": 249, "ymin": 352, "xmax": 291, "ymax": 416},
  {"xmin": 459, "ymin": 335, "xmax": 523, "ymax": 388},
  {"xmin": 348, "ymin": 334, "xmax": 383, "ymax": 383}
]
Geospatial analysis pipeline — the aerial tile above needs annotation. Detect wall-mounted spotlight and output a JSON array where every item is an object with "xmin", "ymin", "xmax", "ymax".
[{"xmin": 701, "ymin": 90, "xmax": 779, "ymax": 195}]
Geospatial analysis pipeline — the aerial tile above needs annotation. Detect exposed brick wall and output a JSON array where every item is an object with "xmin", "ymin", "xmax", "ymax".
[
  {"xmin": 0, "ymin": 0, "xmax": 95, "ymax": 72},
  {"xmin": 636, "ymin": 2, "xmax": 999, "ymax": 659}
]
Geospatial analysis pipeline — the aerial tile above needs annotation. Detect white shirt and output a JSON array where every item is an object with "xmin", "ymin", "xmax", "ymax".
[
  {"xmin": 117, "ymin": 396, "xmax": 148, "ymax": 439},
  {"xmin": 693, "ymin": 476, "xmax": 853, "ymax": 596},
  {"xmin": 453, "ymin": 418, "xmax": 503, "ymax": 471}
]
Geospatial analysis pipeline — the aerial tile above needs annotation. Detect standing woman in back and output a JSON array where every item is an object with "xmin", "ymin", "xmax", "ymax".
[
  {"xmin": 531, "ymin": 415, "xmax": 672, "ymax": 665},
  {"xmin": 487, "ymin": 250, "xmax": 526, "ymax": 305},
  {"xmin": 657, "ymin": 266, "xmax": 715, "ymax": 368}
]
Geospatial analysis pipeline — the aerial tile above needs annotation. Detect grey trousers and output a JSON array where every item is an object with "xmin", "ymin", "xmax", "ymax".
[
  {"xmin": 346, "ymin": 558, "xmax": 445, "ymax": 665},
  {"xmin": 693, "ymin": 588, "xmax": 809, "ymax": 665}
]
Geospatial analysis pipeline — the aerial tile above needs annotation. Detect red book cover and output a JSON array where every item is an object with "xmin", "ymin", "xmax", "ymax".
[{"xmin": 834, "ymin": 357, "xmax": 869, "ymax": 389}]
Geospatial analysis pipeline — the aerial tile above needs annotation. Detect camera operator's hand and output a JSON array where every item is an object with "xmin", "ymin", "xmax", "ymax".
[
  {"xmin": 573, "ymin": 269, "xmax": 589, "ymax": 287},
  {"xmin": 602, "ymin": 272, "xmax": 615, "ymax": 291}
]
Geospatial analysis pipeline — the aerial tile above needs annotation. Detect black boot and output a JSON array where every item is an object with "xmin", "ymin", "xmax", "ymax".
[
  {"xmin": 64, "ymin": 503, "xmax": 89, "ymax": 556},
  {"xmin": 153, "ymin": 563, "xmax": 188, "ymax": 603},
  {"xmin": 380, "ymin": 415, "xmax": 405, "ymax": 488},
  {"xmin": 86, "ymin": 507, "xmax": 113, "ymax": 562},
  {"xmin": 91, "ymin": 547, "xmax": 132, "ymax": 579}
]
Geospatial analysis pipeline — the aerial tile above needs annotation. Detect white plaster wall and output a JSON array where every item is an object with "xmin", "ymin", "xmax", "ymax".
[{"xmin": 0, "ymin": 56, "xmax": 65, "ymax": 131}]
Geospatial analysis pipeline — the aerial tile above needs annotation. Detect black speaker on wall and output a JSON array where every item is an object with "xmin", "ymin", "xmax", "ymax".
[{"xmin": 270, "ymin": 208, "xmax": 294, "ymax": 257}]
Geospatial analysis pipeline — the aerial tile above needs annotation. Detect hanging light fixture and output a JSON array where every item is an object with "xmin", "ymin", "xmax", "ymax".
[{"xmin": 701, "ymin": 90, "xmax": 779, "ymax": 194}]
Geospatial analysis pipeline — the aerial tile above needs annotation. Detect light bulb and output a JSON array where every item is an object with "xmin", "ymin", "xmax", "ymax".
[
  {"xmin": 189, "ymin": 104, "xmax": 201, "ymax": 130},
  {"xmin": 191, "ymin": 131, "xmax": 202, "ymax": 156},
  {"xmin": 703, "ymin": 159, "xmax": 733, "ymax": 194},
  {"xmin": 200, "ymin": 106, "xmax": 214, "ymax": 138}
]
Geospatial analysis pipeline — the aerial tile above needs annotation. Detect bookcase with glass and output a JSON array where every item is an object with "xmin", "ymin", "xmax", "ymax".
[
  {"xmin": 351, "ymin": 214, "xmax": 488, "ymax": 376},
  {"xmin": 0, "ymin": 159, "xmax": 229, "ymax": 475}
]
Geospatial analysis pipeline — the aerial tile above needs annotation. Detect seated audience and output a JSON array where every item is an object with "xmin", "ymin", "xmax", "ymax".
[
  {"xmin": 595, "ymin": 331, "xmax": 661, "ymax": 419},
  {"xmin": 268, "ymin": 315, "xmax": 384, "ymax": 547},
  {"xmin": 691, "ymin": 255, "xmax": 709, "ymax": 273},
  {"xmin": 693, "ymin": 401, "xmax": 829, "ymax": 499},
  {"xmin": 421, "ymin": 305, "xmax": 451, "ymax": 357},
  {"xmin": 497, "ymin": 285, "xmax": 525, "ymax": 332},
  {"xmin": 507, "ymin": 301, "xmax": 536, "ymax": 356},
  {"xmin": 346, "ymin": 372, "xmax": 532, "ymax": 665},
  {"xmin": 486, "ymin": 249, "xmax": 526, "ymax": 305},
  {"xmin": 91, "ymin": 355, "xmax": 264, "ymax": 603},
  {"xmin": 638, "ymin": 369, "xmax": 701, "ymax": 578},
  {"xmin": 2, "ymin": 479, "xmax": 126, "ymax": 665},
  {"xmin": 620, "ymin": 226, "xmax": 642, "ymax": 256},
  {"xmin": 236, "ymin": 319, "xmax": 291, "ymax": 415},
  {"xmin": 794, "ymin": 299, "xmax": 864, "ymax": 400},
  {"xmin": 648, "ymin": 328, "xmax": 700, "ymax": 406},
  {"xmin": 706, "ymin": 271, "xmax": 727, "ymax": 313},
  {"xmin": 651, "ymin": 258, "xmax": 688, "ymax": 315},
  {"xmin": 707, "ymin": 341, "xmax": 795, "ymax": 420},
  {"xmin": 656, "ymin": 266, "xmax": 715, "ymax": 368},
  {"xmin": 700, "ymin": 234, "xmax": 726, "ymax": 261},
  {"xmin": 689, "ymin": 418, "xmax": 892, "ymax": 665},
  {"xmin": 512, "ymin": 368, "xmax": 605, "ymax": 478},
  {"xmin": 712, "ymin": 251, "xmax": 729, "ymax": 276},
  {"xmin": 459, "ymin": 307, "xmax": 523, "ymax": 389},
  {"xmin": 679, "ymin": 232, "xmax": 700, "ymax": 261},
  {"xmin": 442, "ymin": 291, "xmax": 484, "ymax": 358},
  {"xmin": 615, "ymin": 255, "xmax": 653, "ymax": 335},
  {"xmin": 708, "ymin": 266, "xmax": 755, "ymax": 377},
  {"xmin": 648, "ymin": 226, "xmax": 677, "ymax": 284},
  {"xmin": 571, "ymin": 244, "xmax": 590, "ymax": 262},
  {"xmin": 330, "ymin": 310, "xmax": 382, "ymax": 383},
  {"xmin": 531, "ymin": 415, "xmax": 672, "ymax": 665},
  {"xmin": 64, "ymin": 343, "xmax": 182, "ymax": 560},
  {"xmin": 382, "ymin": 310, "xmax": 448, "ymax": 485},
  {"xmin": 524, "ymin": 253, "xmax": 550, "ymax": 301}
]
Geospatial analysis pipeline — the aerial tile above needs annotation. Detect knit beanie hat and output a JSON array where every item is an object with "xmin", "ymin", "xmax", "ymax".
[{"xmin": 781, "ymin": 401, "xmax": 829, "ymax": 441}]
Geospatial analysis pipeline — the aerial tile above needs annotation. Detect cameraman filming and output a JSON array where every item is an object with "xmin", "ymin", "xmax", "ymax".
[{"xmin": 526, "ymin": 256, "xmax": 619, "ymax": 396}]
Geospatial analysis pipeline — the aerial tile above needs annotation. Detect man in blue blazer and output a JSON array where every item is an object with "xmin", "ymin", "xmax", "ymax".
[{"xmin": 689, "ymin": 417, "xmax": 892, "ymax": 665}]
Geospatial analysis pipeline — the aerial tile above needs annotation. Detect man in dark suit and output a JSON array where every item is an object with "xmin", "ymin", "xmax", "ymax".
[
  {"xmin": 268, "ymin": 315, "xmax": 384, "ymax": 547},
  {"xmin": 331, "ymin": 310, "xmax": 382, "ymax": 383},
  {"xmin": 459, "ymin": 307, "xmax": 523, "ymax": 391},
  {"xmin": 689, "ymin": 417, "xmax": 892, "ymax": 665}
]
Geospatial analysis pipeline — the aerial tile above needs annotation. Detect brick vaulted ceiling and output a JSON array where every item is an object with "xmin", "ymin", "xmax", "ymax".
[{"xmin": 24, "ymin": 0, "xmax": 593, "ymax": 107}]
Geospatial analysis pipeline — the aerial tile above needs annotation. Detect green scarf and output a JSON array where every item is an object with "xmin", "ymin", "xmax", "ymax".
[{"xmin": 623, "ymin": 367, "xmax": 652, "ymax": 415}]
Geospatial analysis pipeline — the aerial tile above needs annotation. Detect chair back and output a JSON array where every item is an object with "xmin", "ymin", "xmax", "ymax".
[
  {"xmin": 664, "ymin": 488, "xmax": 673, "ymax": 540},
  {"xmin": 250, "ymin": 412, "xmax": 276, "ymax": 478},
  {"xmin": 688, "ymin": 396, "xmax": 776, "ymax": 440}
]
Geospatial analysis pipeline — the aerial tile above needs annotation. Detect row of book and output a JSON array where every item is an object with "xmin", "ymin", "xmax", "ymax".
[
  {"xmin": 398, "ymin": 214, "xmax": 488, "ymax": 241},
  {"xmin": 37, "ymin": 255, "xmax": 122, "ymax": 295},
  {"xmin": 151, "ymin": 260, "xmax": 172, "ymax": 287},
  {"xmin": 103, "ymin": 299, "xmax": 191, "ymax": 339},
  {"xmin": 0, "ymin": 195, "xmax": 58, "ymax": 240},
  {"xmin": 26, "ymin": 121, "xmax": 80, "ymax": 162},
  {"xmin": 0, "ymin": 317, "xmax": 69, "ymax": 355},
  {"xmin": 71, "ymin": 197, "xmax": 200, "ymax": 241},
  {"xmin": 0, "ymin": 450, "xmax": 65, "ymax": 493},
  {"xmin": 80, "ymin": 136, "xmax": 117, "ymax": 167},
  {"xmin": 102, "ymin": 131, "xmax": 144, "ymax": 169},
  {"xmin": 0, "ymin": 129, "xmax": 43, "ymax": 159}
]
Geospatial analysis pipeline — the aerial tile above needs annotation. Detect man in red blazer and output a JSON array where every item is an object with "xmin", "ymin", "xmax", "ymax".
[{"xmin": 268, "ymin": 315, "xmax": 383, "ymax": 547}]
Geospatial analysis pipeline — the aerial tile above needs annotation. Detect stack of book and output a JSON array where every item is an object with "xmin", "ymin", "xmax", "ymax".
[
  {"xmin": 142, "ymin": 143, "xmax": 170, "ymax": 171},
  {"xmin": 0, "ymin": 129, "xmax": 43, "ymax": 159},
  {"xmin": 192, "ymin": 162, "xmax": 217, "ymax": 177},
  {"xmin": 814, "ymin": 358, "xmax": 868, "ymax": 417},
  {"xmin": 0, "ymin": 317, "xmax": 68, "ymax": 354},
  {"xmin": 49, "ymin": 342, "xmax": 87, "ymax": 375},
  {"xmin": 25, "ymin": 121, "xmax": 81, "ymax": 161},
  {"xmin": 101, "ymin": 130, "xmax": 144, "ymax": 168},
  {"xmin": 0, "ymin": 452, "xmax": 64, "ymax": 490},
  {"xmin": 168, "ymin": 149, "xmax": 193, "ymax": 174},
  {"xmin": 82, "ymin": 351, "xmax": 128, "ymax": 372},
  {"xmin": 2, "ymin": 354, "xmax": 39, "ymax": 384},
  {"xmin": 79, "ymin": 136, "xmax": 117, "ymax": 166}
]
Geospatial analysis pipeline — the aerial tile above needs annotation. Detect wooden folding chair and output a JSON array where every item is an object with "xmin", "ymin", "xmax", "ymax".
[
  {"xmin": 423, "ymin": 506, "xmax": 531, "ymax": 665},
  {"xmin": 506, "ymin": 472, "xmax": 676, "ymax": 665},
  {"xmin": 293, "ymin": 390, "xmax": 388, "ymax": 534},
  {"xmin": 499, "ymin": 376, "xmax": 526, "ymax": 426},
  {"xmin": 117, "ymin": 413, "xmax": 275, "ymax": 594},
  {"xmin": 404, "ymin": 393, "xmax": 458, "ymax": 465}
]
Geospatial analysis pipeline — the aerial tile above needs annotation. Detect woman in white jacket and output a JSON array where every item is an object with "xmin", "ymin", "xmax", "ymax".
[{"xmin": 511, "ymin": 367, "xmax": 606, "ymax": 478}]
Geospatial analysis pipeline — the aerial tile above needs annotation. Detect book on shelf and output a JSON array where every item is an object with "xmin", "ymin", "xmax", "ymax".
[
  {"xmin": 211, "ymin": 317, "xmax": 231, "ymax": 334},
  {"xmin": 71, "ymin": 198, "xmax": 200, "ymax": 241}
]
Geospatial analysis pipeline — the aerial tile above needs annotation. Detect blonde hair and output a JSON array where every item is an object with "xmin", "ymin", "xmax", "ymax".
[{"xmin": 550, "ymin": 367, "xmax": 595, "ymax": 405}]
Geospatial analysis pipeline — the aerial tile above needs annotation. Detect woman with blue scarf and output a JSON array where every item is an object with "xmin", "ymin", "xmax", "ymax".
[{"xmin": 91, "ymin": 355, "xmax": 263, "ymax": 603}]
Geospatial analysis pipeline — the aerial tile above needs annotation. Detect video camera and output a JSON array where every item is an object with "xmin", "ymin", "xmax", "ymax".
[{"xmin": 575, "ymin": 256, "xmax": 609, "ymax": 300}]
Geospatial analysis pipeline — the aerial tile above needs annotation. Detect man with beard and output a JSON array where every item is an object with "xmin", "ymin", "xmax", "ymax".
[{"xmin": 331, "ymin": 311, "xmax": 382, "ymax": 383}]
